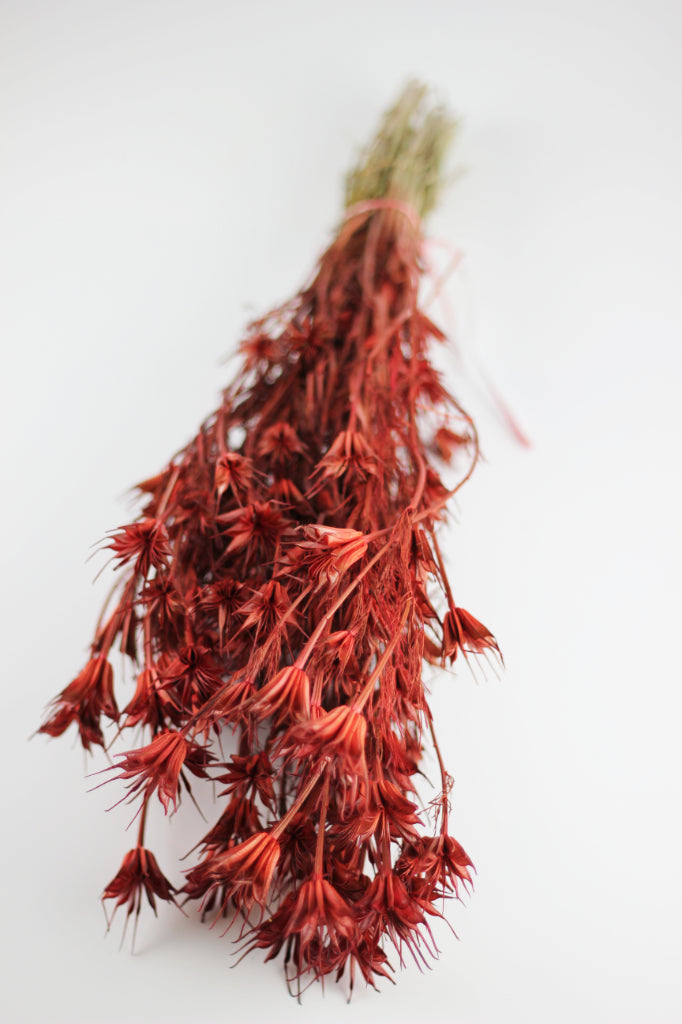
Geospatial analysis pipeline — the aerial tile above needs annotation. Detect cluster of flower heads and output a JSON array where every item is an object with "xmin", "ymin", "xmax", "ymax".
[{"xmin": 40, "ymin": 198, "xmax": 499, "ymax": 993}]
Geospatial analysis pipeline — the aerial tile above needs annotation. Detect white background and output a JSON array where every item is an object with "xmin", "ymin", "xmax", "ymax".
[{"xmin": 2, "ymin": 1, "xmax": 681, "ymax": 1022}]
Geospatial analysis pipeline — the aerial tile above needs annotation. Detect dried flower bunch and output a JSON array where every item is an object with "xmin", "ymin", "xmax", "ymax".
[{"xmin": 39, "ymin": 82, "xmax": 499, "ymax": 994}]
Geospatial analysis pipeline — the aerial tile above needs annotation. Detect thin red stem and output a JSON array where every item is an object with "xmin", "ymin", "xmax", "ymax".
[
  {"xmin": 271, "ymin": 763, "xmax": 325, "ymax": 840},
  {"xmin": 353, "ymin": 602, "xmax": 411, "ymax": 712},
  {"xmin": 314, "ymin": 773, "xmax": 330, "ymax": 875},
  {"xmin": 136, "ymin": 798, "xmax": 148, "ymax": 847},
  {"xmin": 302, "ymin": 535, "xmax": 396, "ymax": 680}
]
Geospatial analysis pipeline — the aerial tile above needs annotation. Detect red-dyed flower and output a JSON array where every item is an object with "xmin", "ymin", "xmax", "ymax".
[
  {"xmin": 276, "ymin": 814, "xmax": 317, "ymax": 880},
  {"xmin": 102, "ymin": 846, "xmax": 177, "ymax": 928},
  {"xmin": 184, "ymin": 831, "xmax": 280, "ymax": 911},
  {"xmin": 343, "ymin": 936, "xmax": 395, "ymax": 992},
  {"xmin": 325, "ymin": 629, "xmax": 357, "ymax": 672},
  {"xmin": 241, "ymin": 876, "xmax": 356, "ymax": 986},
  {"xmin": 331, "ymin": 806, "xmax": 382, "ymax": 848},
  {"xmin": 214, "ymin": 451, "xmax": 253, "ymax": 502},
  {"xmin": 217, "ymin": 751, "xmax": 275, "ymax": 808},
  {"xmin": 39, "ymin": 655, "xmax": 117, "ymax": 751},
  {"xmin": 375, "ymin": 779, "xmax": 422, "ymax": 840},
  {"xmin": 160, "ymin": 643, "xmax": 224, "ymax": 711},
  {"xmin": 237, "ymin": 580, "xmax": 299, "ymax": 636},
  {"xmin": 239, "ymin": 328, "xmax": 283, "ymax": 370},
  {"xmin": 197, "ymin": 576, "xmax": 244, "ymax": 640},
  {"xmin": 256, "ymin": 421, "xmax": 307, "ymax": 464},
  {"xmin": 292, "ymin": 525, "xmax": 368, "ymax": 589},
  {"xmin": 284, "ymin": 874, "xmax": 355, "ymax": 958},
  {"xmin": 122, "ymin": 666, "xmax": 174, "ymax": 731},
  {"xmin": 396, "ymin": 833, "xmax": 474, "ymax": 897},
  {"xmin": 313, "ymin": 429, "xmax": 378, "ymax": 482},
  {"xmin": 115, "ymin": 730, "xmax": 213, "ymax": 813},
  {"xmin": 138, "ymin": 575, "xmax": 185, "ymax": 629},
  {"xmin": 356, "ymin": 871, "xmax": 437, "ymax": 967},
  {"xmin": 442, "ymin": 606, "xmax": 500, "ymax": 663},
  {"xmin": 283, "ymin": 704, "xmax": 367, "ymax": 777},
  {"xmin": 220, "ymin": 501, "xmax": 290, "ymax": 557},
  {"xmin": 251, "ymin": 666, "xmax": 311, "ymax": 725},
  {"xmin": 108, "ymin": 518, "xmax": 170, "ymax": 576}
]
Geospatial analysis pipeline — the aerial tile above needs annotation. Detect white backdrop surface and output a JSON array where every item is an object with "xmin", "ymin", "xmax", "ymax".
[{"xmin": 2, "ymin": 1, "xmax": 681, "ymax": 1022}]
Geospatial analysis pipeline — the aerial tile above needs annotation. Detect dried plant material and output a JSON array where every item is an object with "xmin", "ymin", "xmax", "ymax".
[{"xmin": 39, "ymin": 81, "xmax": 500, "ymax": 995}]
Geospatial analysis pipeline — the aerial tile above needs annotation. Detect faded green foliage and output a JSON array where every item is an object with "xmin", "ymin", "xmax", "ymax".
[{"xmin": 344, "ymin": 80, "xmax": 456, "ymax": 220}]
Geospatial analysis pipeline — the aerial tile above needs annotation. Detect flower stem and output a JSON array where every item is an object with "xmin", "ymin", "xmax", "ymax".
[
  {"xmin": 314, "ymin": 773, "xmax": 330, "ymax": 875},
  {"xmin": 353, "ymin": 601, "xmax": 411, "ymax": 712},
  {"xmin": 271, "ymin": 763, "xmax": 326, "ymax": 840},
  {"xmin": 136, "ymin": 798, "xmax": 148, "ymax": 847},
  {"xmin": 303, "ymin": 537, "xmax": 398, "ymax": 700}
]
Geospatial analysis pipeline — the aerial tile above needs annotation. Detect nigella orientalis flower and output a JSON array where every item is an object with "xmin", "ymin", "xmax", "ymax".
[
  {"xmin": 280, "ymin": 704, "xmax": 368, "ymax": 785},
  {"xmin": 183, "ymin": 831, "xmax": 281, "ymax": 920},
  {"xmin": 38, "ymin": 81, "xmax": 505, "ymax": 993},
  {"xmin": 111, "ymin": 730, "xmax": 214, "ymax": 815},
  {"xmin": 442, "ymin": 605, "xmax": 500, "ymax": 665},
  {"xmin": 38, "ymin": 655, "xmax": 117, "ymax": 751},
  {"xmin": 102, "ymin": 845, "xmax": 179, "ymax": 948},
  {"xmin": 250, "ymin": 666, "xmax": 311, "ymax": 726}
]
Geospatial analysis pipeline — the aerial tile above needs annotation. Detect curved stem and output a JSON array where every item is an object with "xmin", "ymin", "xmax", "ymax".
[
  {"xmin": 408, "ymin": 446, "xmax": 427, "ymax": 513},
  {"xmin": 412, "ymin": 415, "xmax": 480, "ymax": 527},
  {"xmin": 353, "ymin": 601, "xmax": 411, "ymax": 713},
  {"xmin": 427, "ymin": 713, "xmax": 450, "ymax": 831},
  {"xmin": 430, "ymin": 529, "xmax": 456, "ymax": 612}
]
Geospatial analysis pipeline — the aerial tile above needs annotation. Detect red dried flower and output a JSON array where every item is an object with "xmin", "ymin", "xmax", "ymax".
[
  {"xmin": 241, "ymin": 875, "xmax": 358, "ymax": 990},
  {"xmin": 282, "ymin": 704, "xmax": 368, "ymax": 779},
  {"xmin": 160, "ymin": 643, "xmax": 224, "ymax": 712},
  {"xmin": 102, "ymin": 846, "xmax": 178, "ymax": 928},
  {"xmin": 122, "ymin": 666, "xmax": 170, "ymax": 731},
  {"xmin": 251, "ymin": 666, "xmax": 311, "ymax": 725},
  {"xmin": 256, "ymin": 421, "xmax": 307, "ymax": 464},
  {"xmin": 237, "ymin": 580, "xmax": 299, "ymax": 636},
  {"xmin": 325, "ymin": 629, "xmax": 358, "ymax": 672},
  {"xmin": 197, "ymin": 576, "xmax": 244, "ymax": 641},
  {"xmin": 214, "ymin": 451, "xmax": 253, "ymax": 501},
  {"xmin": 293, "ymin": 525, "xmax": 368, "ymax": 589},
  {"xmin": 184, "ymin": 831, "xmax": 280, "ymax": 913},
  {"xmin": 396, "ymin": 833, "xmax": 474, "ymax": 897},
  {"xmin": 356, "ymin": 871, "xmax": 437, "ymax": 968},
  {"xmin": 313, "ymin": 429, "xmax": 378, "ymax": 483},
  {"xmin": 40, "ymin": 83, "xmax": 505, "ymax": 997},
  {"xmin": 217, "ymin": 751, "xmax": 275, "ymax": 809},
  {"xmin": 280, "ymin": 875, "xmax": 356, "ymax": 975},
  {"xmin": 108, "ymin": 518, "xmax": 170, "ymax": 577},
  {"xmin": 114, "ymin": 730, "xmax": 213, "ymax": 813},
  {"xmin": 442, "ymin": 606, "xmax": 500, "ymax": 663},
  {"xmin": 220, "ymin": 501, "xmax": 290, "ymax": 557},
  {"xmin": 39, "ymin": 655, "xmax": 117, "ymax": 751}
]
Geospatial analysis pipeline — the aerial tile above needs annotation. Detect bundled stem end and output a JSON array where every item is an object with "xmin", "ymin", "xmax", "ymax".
[{"xmin": 344, "ymin": 80, "xmax": 457, "ymax": 221}]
